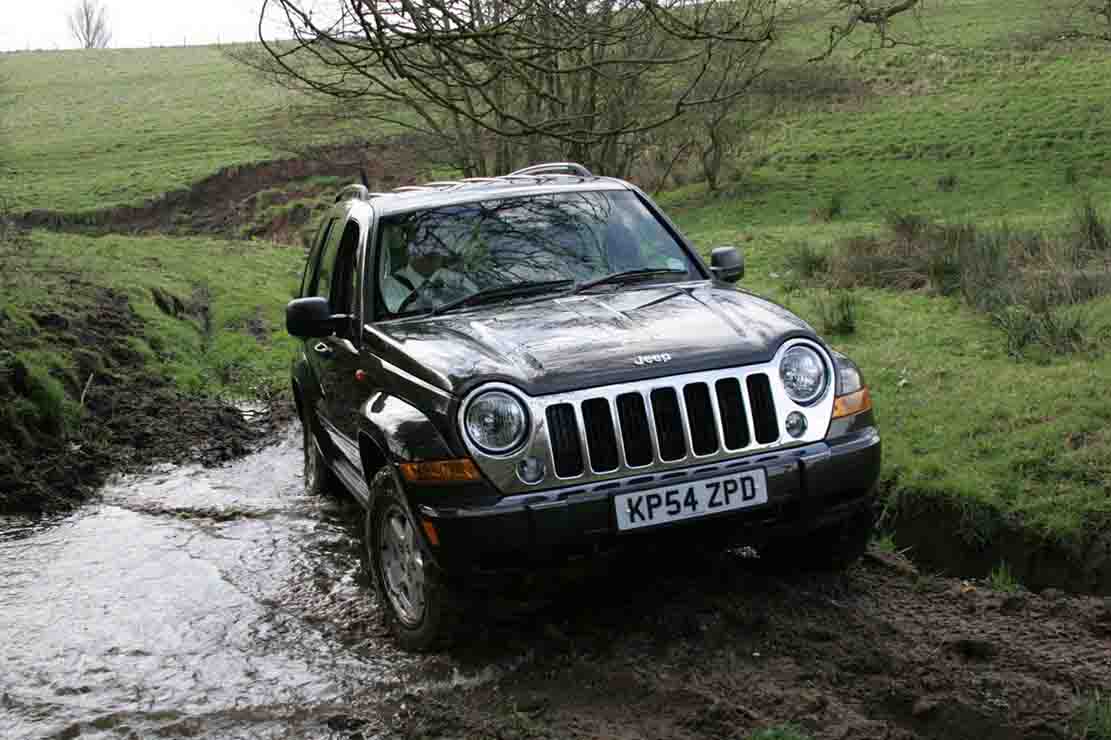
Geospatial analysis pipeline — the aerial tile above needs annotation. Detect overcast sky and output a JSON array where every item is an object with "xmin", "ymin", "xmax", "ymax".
[{"xmin": 0, "ymin": 0, "xmax": 287, "ymax": 52}]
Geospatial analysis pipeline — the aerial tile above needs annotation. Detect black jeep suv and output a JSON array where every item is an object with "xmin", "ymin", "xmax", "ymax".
[{"xmin": 287, "ymin": 162, "xmax": 881, "ymax": 650}]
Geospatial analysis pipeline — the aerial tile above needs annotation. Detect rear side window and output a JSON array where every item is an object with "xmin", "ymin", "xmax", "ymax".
[
  {"xmin": 329, "ymin": 222, "xmax": 362, "ymax": 316},
  {"xmin": 301, "ymin": 219, "xmax": 335, "ymax": 297},
  {"xmin": 310, "ymin": 222, "xmax": 345, "ymax": 302}
]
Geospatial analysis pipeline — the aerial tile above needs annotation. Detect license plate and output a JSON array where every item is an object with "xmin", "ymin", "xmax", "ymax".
[{"xmin": 614, "ymin": 469, "xmax": 768, "ymax": 531}]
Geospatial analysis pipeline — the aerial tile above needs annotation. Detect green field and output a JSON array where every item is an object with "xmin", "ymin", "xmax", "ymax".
[
  {"xmin": 655, "ymin": 0, "xmax": 1111, "ymax": 544},
  {"xmin": 0, "ymin": 45, "xmax": 368, "ymax": 213},
  {"xmin": 2, "ymin": 1, "xmax": 1110, "ymax": 555}
]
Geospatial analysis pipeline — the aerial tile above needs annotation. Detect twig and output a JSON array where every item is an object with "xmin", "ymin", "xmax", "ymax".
[{"xmin": 80, "ymin": 373, "xmax": 94, "ymax": 408}]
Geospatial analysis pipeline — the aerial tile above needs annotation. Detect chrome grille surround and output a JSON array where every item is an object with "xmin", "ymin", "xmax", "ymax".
[{"xmin": 457, "ymin": 338, "xmax": 836, "ymax": 496}]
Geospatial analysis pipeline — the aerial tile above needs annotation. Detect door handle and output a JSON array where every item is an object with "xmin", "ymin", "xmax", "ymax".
[{"xmin": 313, "ymin": 342, "xmax": 334, "ymax": 358}]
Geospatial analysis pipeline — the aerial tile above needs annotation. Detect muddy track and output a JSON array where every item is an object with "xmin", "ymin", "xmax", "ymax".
[
  {"xmin": 13, "ymin": 136, "xmax": 424, "ymax": 239},
  {"xmin": 389, "ymin": 550, "xmax": 1111, "ymax": 740},
  {"xmin": 3, "ymin": 431, "xmax": 1107, "ymax": 740}
]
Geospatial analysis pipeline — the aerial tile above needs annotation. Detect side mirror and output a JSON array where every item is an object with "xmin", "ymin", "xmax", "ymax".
[
  {"xmin": 286, "ymin": 297, "xmax": 339, "ymax": 338},
  {"xmin": 710, "ymin": 246, "xmax": 744, "ymax": 283}
]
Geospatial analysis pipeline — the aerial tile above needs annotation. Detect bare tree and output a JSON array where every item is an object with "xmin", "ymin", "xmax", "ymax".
[
  {"xmin": 240, "ymin": 0, "xmax": 923, "ymax": 177},
  {"xmin": 68, "ymin": 0, "xmax": 112, "ymax": 49}
]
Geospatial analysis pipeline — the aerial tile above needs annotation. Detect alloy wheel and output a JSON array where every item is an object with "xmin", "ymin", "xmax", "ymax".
[{"xmin": 378, "ymin": 504, "xmax": 427, "ymax": 627}]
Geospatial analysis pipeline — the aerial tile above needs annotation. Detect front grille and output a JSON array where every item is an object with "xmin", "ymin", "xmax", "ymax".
[
  {"xmin": 547, "ymin": 370, "xmax": 781, "ymax": 478},
  {"xmin": 650, "ymin": 388, "xmax": 686, "ymax": 461},
  {"xmin": 546, "ymin": 404, "xmax": 583, "ymax": 477},
  {"xmin": 581, "ymin": 398, "xmax": 619, "ymax": 473},
  {"xmin": 616, "ymin": 393, "xmax": 653, "ymax": 467},
  {"xmin": 746, "ymin": 374, "xmax": 780, "ymax": 444}
]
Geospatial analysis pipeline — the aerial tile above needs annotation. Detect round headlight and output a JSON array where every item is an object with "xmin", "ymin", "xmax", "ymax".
[
  {"xmin": 779, "ymin": 346, "xmax": 828, "ymax": 405},
  {"xmin": 464, "ymin": 390, "xmax": 528, "ymax": 454}
]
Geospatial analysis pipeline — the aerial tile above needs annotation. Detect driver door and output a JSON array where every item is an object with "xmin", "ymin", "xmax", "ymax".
[{"xmin": 306, "ymin": 219, "xmax": 365, "ymax": 471}]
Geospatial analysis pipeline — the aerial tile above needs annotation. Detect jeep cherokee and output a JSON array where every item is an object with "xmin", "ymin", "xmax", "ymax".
[{"xmin": 287, "ymin": 162, "xmax": 881, "ymax": 651}]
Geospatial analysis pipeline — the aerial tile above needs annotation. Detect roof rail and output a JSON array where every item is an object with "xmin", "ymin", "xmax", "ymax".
[
  {"xmin": 508, "ymin": 162, "xmax": 593, "ymax": 178},
  {"xmin": 335, "ymin": 184, "xmax": 370, "ymax": 203},
  {"xmin": 334, "ymin": 162, "xmax": 597, "ymax": 204}
]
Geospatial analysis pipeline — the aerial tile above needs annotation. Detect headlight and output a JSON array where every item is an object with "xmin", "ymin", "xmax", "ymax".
[
  {"xmin": 464, "ymin": 390, "xmax": 528, "ymax": 454},
  {"xmin": 779, "ymin": 345, "xmax": 828, "ymax": 405}
]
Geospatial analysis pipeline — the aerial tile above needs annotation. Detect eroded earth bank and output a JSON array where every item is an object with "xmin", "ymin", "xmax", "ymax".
[{"xmin": 2, "ymin": 426, "xmax": 1108, "ymax": 740}]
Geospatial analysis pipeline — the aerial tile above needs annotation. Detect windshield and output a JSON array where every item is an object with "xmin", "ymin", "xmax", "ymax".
[{"xmin": 374, "ymin": 190, "xmax": 701, "ymax": 317}]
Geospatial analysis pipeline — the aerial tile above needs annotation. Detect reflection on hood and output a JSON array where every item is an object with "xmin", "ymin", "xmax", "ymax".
[{"xmin": 367, "ymin": 284, "xmax": 815, "ymax": 396}]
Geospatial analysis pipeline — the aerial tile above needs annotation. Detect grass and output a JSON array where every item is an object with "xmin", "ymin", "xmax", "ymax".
[
  {"xmin": 0, "ymin": 46, "xmax": 373, "ymax": 213},
  {"xmin": 660, "ymin": 0, "xmax": 1111, "ymax": 548},
  {"xmin": 0, "ymin": 230, "xmax": 303, "ymax": 405},
  {"xmin": 986, "ymin": 562, "xmax": 1023, "ymax": 593},
  {"xmin": 1076, "ymin": 691, "xmax": 1111, "ymax": 740},
  {"xmin": 872, "ymin": 533, "xmax": 899, "ymax": 555}
]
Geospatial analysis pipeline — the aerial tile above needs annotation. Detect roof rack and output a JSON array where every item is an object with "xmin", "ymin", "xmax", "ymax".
[
  {"xmin": 509, "ymin": 162, "xmax": 594, "ymax": 178},
  {"xmin": 334, "ymin": 184, "xmax": 371, "ymax": 203},
  {"xmin": 332, "ymin": 161, "xmax": 595, "ymax": 203}
]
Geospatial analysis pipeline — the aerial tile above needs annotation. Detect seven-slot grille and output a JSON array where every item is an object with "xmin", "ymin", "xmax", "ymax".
[{"xmin": 546, "ymin": 372, "xmax": 780, "ymax": 478}]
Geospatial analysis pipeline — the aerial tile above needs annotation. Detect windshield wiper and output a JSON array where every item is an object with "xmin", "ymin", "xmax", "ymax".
[
  {"xmin": 430, "ymin": 279, "xmax": 574, "ymax": 316},
  {"xmin": 572, "ymin": 267, "xmax": 689, "ymax": 294}
]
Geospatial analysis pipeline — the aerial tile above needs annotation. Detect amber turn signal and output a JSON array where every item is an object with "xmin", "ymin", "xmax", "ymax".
[
  {"xmin": 832, "ymin": 387, "xmax": 872, "ymax": 419},
  {"xmin": 421, "ymin": 519, "xmax": 441, "ymax": 546},
  {"xmin": 399, "ymin": 459, "xmax": 482, "ymax": 483}
]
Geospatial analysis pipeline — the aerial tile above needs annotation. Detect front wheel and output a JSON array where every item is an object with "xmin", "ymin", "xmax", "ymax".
[
  {"xmin": 364, "ymin": 469, "xmax": 459, "ymax": 652},
  {"xmin": 301, "ymin": 411, "xmax": 333, "ymax": 497}
]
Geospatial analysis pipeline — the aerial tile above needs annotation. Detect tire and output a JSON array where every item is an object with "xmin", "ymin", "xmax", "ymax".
[
  {"xmin": 300, "ymin": 408, "xmax": 339, "ymax": 497},
  {"xmin": 363, "ymin": 468, "xmax": 459, "ymax": 652},
  {"xmin": 759, "ymin": 507, "xmax": 874, "ymax": 573}
]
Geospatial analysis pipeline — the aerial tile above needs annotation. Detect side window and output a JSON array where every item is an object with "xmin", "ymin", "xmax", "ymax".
[
  {"xmin": 301, "ymin": 219, "xmax": 335, "ymax": 297},
  {"xmin": 310, "ymin": 220, "xmax": 344, "ymax": 301},
  {"xmin": 329, "ymin": 222, "xmax": 362, "ymax": 318}
]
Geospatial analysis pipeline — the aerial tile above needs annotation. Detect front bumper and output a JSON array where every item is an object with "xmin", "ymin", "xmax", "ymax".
[{"xmin": 418, "ymin": 425, "xmax": 881, "ymax": 573}]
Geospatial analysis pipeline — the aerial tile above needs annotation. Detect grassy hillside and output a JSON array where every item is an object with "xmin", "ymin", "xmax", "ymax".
[
  {"xmin": 0, "ymin": 45, "xmax": 368, "ymax": 213},
  {"xmin": 661, "ymin": 1, "xmax": 1111, "ymax": 549},
  {"xmin": 2, "ymin": 231, "xmax": 302, "ymax": 396}
]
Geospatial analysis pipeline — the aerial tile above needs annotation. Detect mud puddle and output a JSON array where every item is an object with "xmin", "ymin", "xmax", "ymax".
[{"xmin": 0, "ymin": 428, "xmax": 431, "ymax": 740}]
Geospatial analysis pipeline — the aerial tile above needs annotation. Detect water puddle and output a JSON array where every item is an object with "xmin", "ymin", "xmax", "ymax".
[{"xmin": 0, "ymin": 428, "xmax": 423, "ymax": 739}]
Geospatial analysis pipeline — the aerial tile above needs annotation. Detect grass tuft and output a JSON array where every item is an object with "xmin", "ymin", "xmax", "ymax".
[
  {"xmin": 784, "ymin": 241, "xmax": 830, "ymax": 281},
  {"xmin": 871, "ymin": 532, "xmax": 898, "ymax": 555},
  {"xmin": 813, "ymin": 289, "xmax": 858, "ymax": 335},
  {"xmin": 1075, "ymin": 195, "xmax": 1111, "ymax": 254},
  {"xmin": 1075, "ymin": 691, "xmax": 1111, "ymax": 740},
  {"xmin": 812, "ymin": 191, "xmax": 844, "ymax": 223},
  {"xmin": 986, "ymin": 561, "xmax": 1022, "ymax": 593}
]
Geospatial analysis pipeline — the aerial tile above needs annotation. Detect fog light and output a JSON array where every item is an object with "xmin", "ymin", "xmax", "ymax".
[
  {"xmin": 785, "ymin": 411, "xmax": 808, "ymax": 438},
  {"xmin": 517, "ymin": 456, "xmax": 546, "ymax": 484}
]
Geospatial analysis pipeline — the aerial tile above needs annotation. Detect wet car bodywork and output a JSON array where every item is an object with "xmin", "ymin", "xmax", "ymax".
[{"xmin": 287, "ymin": 164, "xmax": 881, "ymax": 649}]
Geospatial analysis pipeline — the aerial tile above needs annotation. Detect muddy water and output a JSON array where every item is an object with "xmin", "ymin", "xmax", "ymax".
[{"xmin": 0, "ymin": 428, "xmax": 421, "ymax": 739}]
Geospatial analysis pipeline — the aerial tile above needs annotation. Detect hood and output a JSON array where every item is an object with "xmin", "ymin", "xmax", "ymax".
[{"xmin": 364, "ymin": 283, "xmax": 816, "ymax": 397}]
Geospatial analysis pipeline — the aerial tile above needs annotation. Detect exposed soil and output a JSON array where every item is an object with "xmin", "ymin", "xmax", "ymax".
[
  {"xmin": 892, "ymin": 495, "xmax": 1111, "ymax": 597},
  {"xmin": 14, "ymin": 136, "xmax": 428, "ymax": 241},
  {"xmin": 383, "ymin": 549, "xmax": 1111, "ymax": 740},
  {"xmin": 0, "ymin": 279, "xmax": 291, "ymax": 515}
]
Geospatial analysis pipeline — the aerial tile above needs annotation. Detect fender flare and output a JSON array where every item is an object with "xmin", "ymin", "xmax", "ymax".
[{"xmin": 357, "ymin": 392, "xmax": 455, "ymax": 513}]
